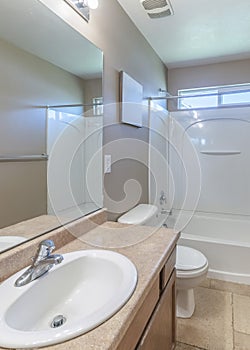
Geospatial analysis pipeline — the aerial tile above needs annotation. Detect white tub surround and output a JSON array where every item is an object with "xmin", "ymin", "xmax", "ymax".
[{"xmin": 167, "ymin": 210, "xmax": 250, "ymax": 285}]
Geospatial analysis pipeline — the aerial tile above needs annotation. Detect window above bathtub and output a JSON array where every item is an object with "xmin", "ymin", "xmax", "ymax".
[{"xmin": 178, "ymin": 83, "xmax": 250, "ymax": 110}]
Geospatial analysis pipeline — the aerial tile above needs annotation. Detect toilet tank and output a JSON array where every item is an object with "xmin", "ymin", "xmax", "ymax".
[{"xmin": 118, "ymin": 204, "xmax": 158, "ymax": 225}]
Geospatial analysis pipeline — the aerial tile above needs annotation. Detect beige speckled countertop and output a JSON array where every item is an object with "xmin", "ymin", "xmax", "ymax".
[
  {"xmin": 0, "ymin": 220, "xmax": 179, "ymax": 350},
  {"xmin": 0, "ymin": 215, "xmax": 61, "ymax": 239}
]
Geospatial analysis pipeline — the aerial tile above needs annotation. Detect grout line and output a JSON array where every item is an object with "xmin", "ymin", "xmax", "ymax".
[
  {"xmin": 232, "ymin": 292, "xmax": 235, "ymax": 350},
  {"xmin": 201, "ymin": 278, "xmax": 250, "ymax": 297},
  {"xmin": 177, "ymin": 341, "xmax": 207, "ymax": 349}
]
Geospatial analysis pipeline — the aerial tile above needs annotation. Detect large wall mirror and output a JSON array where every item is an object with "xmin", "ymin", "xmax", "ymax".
[{"xmin": 0, "ymin": 0, "xmax": 103, "ymax": 253}]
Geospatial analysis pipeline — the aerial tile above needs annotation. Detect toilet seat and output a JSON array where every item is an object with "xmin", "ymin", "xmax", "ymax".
[
  {"xmin": 176, "ymin": 246, "xmax": 208, "ymax": 279},
  {"xmin": 177, "ymin": 261, "xmax": 209, "ymax": 279}
]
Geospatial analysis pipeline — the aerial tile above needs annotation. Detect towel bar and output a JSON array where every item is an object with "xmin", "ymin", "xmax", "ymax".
[{"xmin": 0, "ymin": 154, "xmax": 48, "ymax": 162}]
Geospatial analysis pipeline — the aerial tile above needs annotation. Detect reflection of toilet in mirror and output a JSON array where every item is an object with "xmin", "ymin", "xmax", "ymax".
[{"xmin": 118, "ymin": 204, "xmax": 209, "ymax": 319}]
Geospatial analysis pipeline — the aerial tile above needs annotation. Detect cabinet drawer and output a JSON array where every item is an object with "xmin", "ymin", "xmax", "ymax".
[{"xmin": 160, "ymin": 248, "xmax": 176, "ymax": 290}]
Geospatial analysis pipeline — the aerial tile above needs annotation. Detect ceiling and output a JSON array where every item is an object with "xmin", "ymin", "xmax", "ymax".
[{"xmin": 117, "ymin": 0, "xmax": 250, "ymax": 68}]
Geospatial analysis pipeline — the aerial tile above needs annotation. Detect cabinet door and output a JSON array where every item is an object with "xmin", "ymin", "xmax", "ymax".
[{"xmin": 136, "ymin": 270, "xmax": 176, "ymax": 350}]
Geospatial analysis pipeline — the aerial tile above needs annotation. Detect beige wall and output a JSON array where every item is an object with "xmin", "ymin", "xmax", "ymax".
[
  {"xmin": 83, "ymin": 78, "xmax": 102, "ymax": 106},
  {"xmin": 41, "ymin": 0, "xmax": 168, "ymax": 220},
  {"xmin": 168, "ymin": 59, "xmax": 250, "ymax": 109},
  {"xmin": 81, "ymin": 0, "xmax": 168, "ymax": 219},
  {"xmin": 0, "ymin": 38, "xmax": 86, "ymax": 228}
]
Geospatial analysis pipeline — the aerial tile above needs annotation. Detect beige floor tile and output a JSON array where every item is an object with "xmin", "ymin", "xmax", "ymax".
[
  {"xmin": 234, "ymin": 331, "xmax": 250, "ymax": 350},
  {"xmin": 233, "ymin": 294, "xmax": 250, "ymax": 334},
  {"xmin": 175, "ymin": 342, "xmax": 205, "ymax": 349},
  {"xmin": 211, "ymin": 279, "xmax": 250, "ymax": 297},
  {"xmin": 177, "ymin": 287, "xmax": 233, "ymax": 350},
  {"xmin": 199, "ymin": 278, "xmax": 211, "ymax": 289}
]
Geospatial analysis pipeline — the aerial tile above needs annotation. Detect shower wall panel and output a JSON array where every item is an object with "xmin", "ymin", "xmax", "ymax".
[{"xmin": 170, "ymin": 107, "xmax": 250, "ymax": 215}]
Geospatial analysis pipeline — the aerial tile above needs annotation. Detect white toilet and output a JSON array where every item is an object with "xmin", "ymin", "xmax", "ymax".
[
  {"xmin": 118, "ymin": 204, "xmax": 209, "ymax": 319},
  {"xmin": 176, "ymin": 245, "xmax": 208, "ymax": 318}
]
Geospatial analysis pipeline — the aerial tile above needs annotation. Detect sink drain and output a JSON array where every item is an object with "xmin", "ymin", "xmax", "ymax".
[{"xmin": 51, "ymin": 315, "xmax": 67, "ymax": 328}]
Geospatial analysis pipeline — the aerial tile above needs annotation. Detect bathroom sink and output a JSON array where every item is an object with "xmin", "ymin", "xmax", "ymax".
[
  {"xmin": 0, "ymin": 236, "xmax": 26, "ymax": 253},
  {"xmin": 0, "ymin": 249, "xmax": 137, "ymax": 348}
]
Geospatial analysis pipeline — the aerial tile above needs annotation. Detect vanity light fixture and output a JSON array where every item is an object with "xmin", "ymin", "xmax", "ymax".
[
  {"xmin": 74, "ymin": 0, "xmax": 99, "ymax": 10},
  {"xmin": 64, "ymin": 0, "xmax": 99, "ymax": 22},
  {"xmin": 87, "ymin": 0, "xmax": 99, "ymax": 10}
]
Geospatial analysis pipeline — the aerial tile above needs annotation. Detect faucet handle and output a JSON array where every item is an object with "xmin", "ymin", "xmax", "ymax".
[
  {"xmin": 40, "ymin": 239, "xmax": 55, "ymax": 249},
  {"xmin": 159, "ymin": 190, "xmax": 167, "ymax": 205},
  {"xmin": 34, "ymin": 240, "xmax": 55, "ymax": 262}
]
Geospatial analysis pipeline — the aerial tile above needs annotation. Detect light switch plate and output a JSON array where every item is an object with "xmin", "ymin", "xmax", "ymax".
[{"xmin": 104, "ymin": 154, "xmax": 112, "ymax": 173}]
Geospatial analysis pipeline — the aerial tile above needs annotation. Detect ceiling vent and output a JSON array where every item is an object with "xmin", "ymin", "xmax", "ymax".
[{"xmin": 140, "ymin": 0, "xmax": 174, "ymax": 19}]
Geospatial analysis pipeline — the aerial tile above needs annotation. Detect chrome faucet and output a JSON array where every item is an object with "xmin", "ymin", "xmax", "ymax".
[
  {"xmin": 15, "ymin": 240, "xmax": 63, "ymax": 287},
  {"xmin": 159, "ymin": 190, "xmax": 167, "ymax": 205}
]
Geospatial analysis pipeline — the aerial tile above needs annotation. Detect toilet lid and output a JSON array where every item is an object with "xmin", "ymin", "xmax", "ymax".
[
  {"xmin": 176, "ymin": 245, "xmax": 207, "ymax": 271},
  {"xmin": 118, "ymin": 204, "xmax": 158, "ymax": 225}
]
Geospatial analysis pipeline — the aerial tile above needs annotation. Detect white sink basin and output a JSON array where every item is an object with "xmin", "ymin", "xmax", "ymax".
[
  {"xmin": 0, "ymin": 236, "xmax": 26, "ymax": 253},
  {"xmin": 0, "ymin": 249, "xmax": 137, "ymax": 348}
]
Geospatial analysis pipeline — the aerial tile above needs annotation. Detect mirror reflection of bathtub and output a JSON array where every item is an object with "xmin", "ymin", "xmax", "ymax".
[
  {"xmin": 0, "ymin": 0, "xmax": 103, "ymax": 253},
  {"xmin": 0, "ymin": 236, "xmax": 27, "ymax": 253}
]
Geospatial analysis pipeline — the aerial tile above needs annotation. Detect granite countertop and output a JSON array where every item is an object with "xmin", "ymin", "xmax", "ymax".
[
  {"xmin": 0, "ymin": 215, "xmax": 61, "ymax": 239},
  {"xmin": 0, "ymin": 221, "xmax": 179, "ymax": 350}
]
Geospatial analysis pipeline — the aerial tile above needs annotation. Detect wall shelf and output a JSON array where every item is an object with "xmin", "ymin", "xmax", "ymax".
[{"xmin": 200, "ymin": 151, "xmax": 241, "ymax": 156}]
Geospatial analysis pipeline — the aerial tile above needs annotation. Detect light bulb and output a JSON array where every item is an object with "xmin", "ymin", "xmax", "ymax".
[{"xmin": 87, "ymin": 0, "xmax": 99, "ymax": 9}]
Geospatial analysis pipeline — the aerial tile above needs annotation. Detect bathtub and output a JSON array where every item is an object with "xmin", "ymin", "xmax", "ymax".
[{"xmin": 165, "ymin": 210, "xmax": 250, "ymax": 285}]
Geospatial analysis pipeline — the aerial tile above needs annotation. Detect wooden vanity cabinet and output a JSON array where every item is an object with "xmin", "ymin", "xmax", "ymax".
[
  {"xmin": 117, "ymin": 248, "xmax": 176, "ymax": 350},
  {"xmin": 136, "ymin": 270, "xmax": 176, "ymax": 350}
]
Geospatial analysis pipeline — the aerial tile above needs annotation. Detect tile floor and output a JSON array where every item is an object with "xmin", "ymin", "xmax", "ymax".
[{"xmin": 176, "ymin": 279, "xmax": 250, "ymax": 350}]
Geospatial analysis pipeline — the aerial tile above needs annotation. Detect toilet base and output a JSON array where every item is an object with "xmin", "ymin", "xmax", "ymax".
[{"xmin": 177, "ymin": 288, "xmax": 195, "ymax": 318}]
